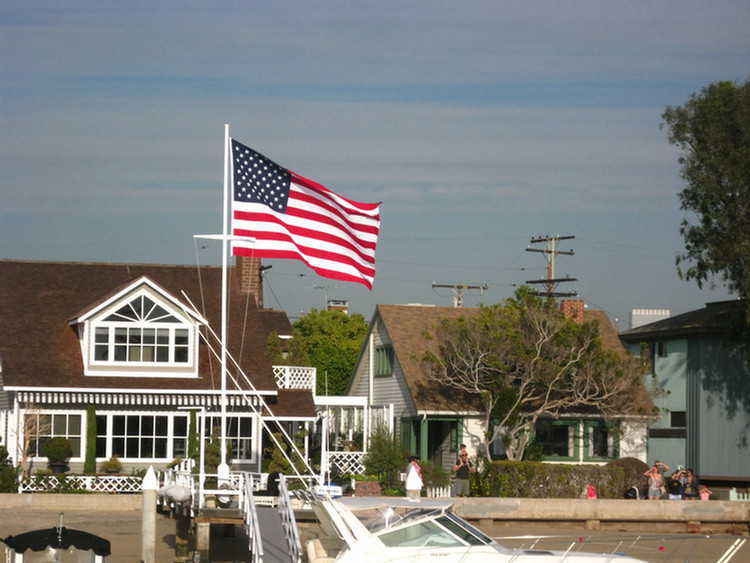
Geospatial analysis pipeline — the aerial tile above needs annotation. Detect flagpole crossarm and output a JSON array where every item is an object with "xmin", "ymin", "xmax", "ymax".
[{"xmin": 194, "ymin": 234, "xmax": 257, "ymax": 244}]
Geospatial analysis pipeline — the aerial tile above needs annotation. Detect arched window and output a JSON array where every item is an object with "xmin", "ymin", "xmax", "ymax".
[{"xmin": 92, "ymin": 294, "xmax": 191, "ymax": 365}]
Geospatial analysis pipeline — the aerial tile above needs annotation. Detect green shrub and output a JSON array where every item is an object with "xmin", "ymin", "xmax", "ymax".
[
  {"xmin": 471, "ymin": 460, "xmax": 626, "ymax": 498},
  {"xmin": 98, "ymin": 455, "xmax": 122, "ymax": 473},
  {"xmin": 0, "ymin": 446, "xmax": 20, "ymax": 493},
  {"xmin": 363, "ymin": 424, "xmax": 406, "ymax": 491},
  {"xmin": 420, "ymin": 460, "xmax": 450, "ymax": 488},
  {"xmin": 44, "ymin": 437, "xmax": 73, "ymax": 465}
]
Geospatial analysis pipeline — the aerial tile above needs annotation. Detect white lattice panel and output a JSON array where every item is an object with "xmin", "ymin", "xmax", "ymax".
[
  {"xmin": 19, "ymin": 475, "xmax": 143, "ymax": 494},
  {"xmin": 273, "ymin": 366, "xmax": 316, "ymax": 390},
  {"xmin": 328, "ymin": 451, "xmax": 366, "ymax": 476}
]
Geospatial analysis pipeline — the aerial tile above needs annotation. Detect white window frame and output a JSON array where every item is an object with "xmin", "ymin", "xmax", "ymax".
[
  {"xmin": 22, "ymin": 409, "xmax": 85, "ymax": 461},
  {"xmin": 204, "ymin": 414, "xmax": 258, "ymax": 463},
  {"xmin": 80, "ymin": 286, "xmax": 201, "ymax": 378},
  {"xmin": 95, "ymin": 412, "xmax": 190, "ymax": 463}
]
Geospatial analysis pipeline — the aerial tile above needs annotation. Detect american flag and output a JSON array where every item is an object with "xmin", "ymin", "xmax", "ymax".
[{"xmin": 231, "ymin": 139, "xmax": 381, "ymax": 289}]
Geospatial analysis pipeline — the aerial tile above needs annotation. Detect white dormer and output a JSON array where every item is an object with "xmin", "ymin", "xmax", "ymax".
[{"xmin": 71, "ymin": 277, "xmax": 206, "ymax": 378}]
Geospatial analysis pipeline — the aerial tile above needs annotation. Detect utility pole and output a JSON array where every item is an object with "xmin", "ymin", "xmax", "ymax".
[
  {"xmin": 311, "ymin": 285, "xmax": 345, "ymax": 309},
  {"xmin": 432, "ymin": 283, "xmax": 489, "ymax": 308},
  {"xmin": 525, "ymin": 235, "xmax": 577, "ymax": 298}
]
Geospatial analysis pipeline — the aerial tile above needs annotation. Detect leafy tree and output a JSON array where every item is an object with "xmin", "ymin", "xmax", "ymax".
[
  {"xmin": 264, "ymin": 427, "xmax": 309, "ymax": 475},
  {"xmin": 267, "ymin": 328, "xmax": 311, "ymax": 366},
  {"xmin": 293, "ymin": 309, "xmax": 368, "ymax": 395},
  {"xmin": 363, "ymin": 423, "xmax": 405, "ymax": 491},
  {"xmin": 422, "ymin": 289, "xmax": 646, "ymax": 461},
  {"xmin": 662, "ymin": 78, "xmax": 750, "ymax": 324}
]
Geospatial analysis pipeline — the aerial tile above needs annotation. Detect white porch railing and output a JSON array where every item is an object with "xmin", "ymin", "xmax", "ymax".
[
  {"xmin": 18, "ymin": 474, "xmax": 143, "ymax": 494},
  {"xmin": 273, "ymin": 366, "xmax": 316, "ymax": 390}
]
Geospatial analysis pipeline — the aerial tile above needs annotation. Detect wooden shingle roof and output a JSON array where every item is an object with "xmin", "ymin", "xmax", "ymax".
[
  {"xmin": 0, "ymin": 259, "xmax": 282, "ymax": 394},
  {"xmin": 377, "ymin": 304, "xmax": 482, "ymax": 412},
  {"xmin": 376, "ymin": 303, "xmax": 654, "ymax": 416}
]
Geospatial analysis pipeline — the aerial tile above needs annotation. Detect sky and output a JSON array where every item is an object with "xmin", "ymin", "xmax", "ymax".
[{"xmin": 2, "ymin": 1, "xmax": 749, "ymax": 328}]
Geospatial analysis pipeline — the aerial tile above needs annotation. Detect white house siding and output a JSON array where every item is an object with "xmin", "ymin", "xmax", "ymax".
[
  {"xmin": 618, "ymin": 418, "xmax": 649, "ymax": 462},
  {"xmin": 461, "ymin": 417, "xmax": 486, "ymax": 459}
]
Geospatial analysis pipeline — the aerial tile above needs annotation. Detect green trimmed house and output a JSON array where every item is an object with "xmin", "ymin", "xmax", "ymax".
[{"xmin": 346, "ymin": 302, "xmax": 655, "ymax": 469}]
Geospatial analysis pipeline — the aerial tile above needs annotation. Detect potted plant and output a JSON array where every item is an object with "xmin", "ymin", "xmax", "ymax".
[
  {"xmin": 99, "ymin": 455, "xmax": 122, "ymax": 474},
  {"xmin": 44, "ymin": 437, "xmax": 72, "ymax": 474}
]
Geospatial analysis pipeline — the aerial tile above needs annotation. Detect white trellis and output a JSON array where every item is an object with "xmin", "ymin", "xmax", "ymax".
[{"xmin": 273, "ymin": 365, "xmax": 316, "ymax": 391}]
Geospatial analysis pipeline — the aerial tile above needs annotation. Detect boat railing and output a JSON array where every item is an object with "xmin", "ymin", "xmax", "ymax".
[{"xmin": 497, "ymin": 533, "xmax": 748, "ymax": 563}]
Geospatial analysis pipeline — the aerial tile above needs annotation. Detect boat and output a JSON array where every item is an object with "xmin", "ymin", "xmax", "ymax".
[{"xmin": 306, "ymin": 496, "xmax": 650, "ymax": 563}]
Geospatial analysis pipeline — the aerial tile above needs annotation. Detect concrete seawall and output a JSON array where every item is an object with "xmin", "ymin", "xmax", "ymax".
[
  {"xmin": 452, "ymin": 497, "xmax": 750, "ymax": 533},
  {"xmin": 2, "ymin": 494, "xmax": 748, "ymax": 533},
  {"xmin": 1, "ymin": 493, "xmax": 142, "ymax": 511}
]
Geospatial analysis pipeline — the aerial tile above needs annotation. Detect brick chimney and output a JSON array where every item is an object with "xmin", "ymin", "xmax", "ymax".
[
  {"xmin": 561, "ymin": 299, "xmax": 585, "ymax": 324},
  {"xmin": 237, "ymin": 255, "xmax": 264, "ymax": 308}
]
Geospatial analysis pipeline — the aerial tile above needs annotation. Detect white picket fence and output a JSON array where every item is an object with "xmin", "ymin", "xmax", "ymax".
[
  {"xmin": 729, "ymin": 487, "xmax": 750, "ymax": 501},
  {"xmin": 426, "ymin": 486, "xmax": 452, "ymax": 498}
]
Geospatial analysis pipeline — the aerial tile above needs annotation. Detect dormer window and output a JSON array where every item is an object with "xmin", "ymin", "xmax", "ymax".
[
  {"xmin": 74, "ymin": 278, "xmax": 204, "ymax": 378},
  {"xmin": 93, "ymin": 296, "xmax": 189, "ymax": 364}
]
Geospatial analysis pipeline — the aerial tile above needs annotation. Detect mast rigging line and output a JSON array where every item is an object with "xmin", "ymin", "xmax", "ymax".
[{"xmin": 179, "ymin": 291, "xmax": 320, "ymax": 485}]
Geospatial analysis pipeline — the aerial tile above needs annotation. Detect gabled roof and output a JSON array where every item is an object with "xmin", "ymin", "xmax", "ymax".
[
  {"xmin": 374, "ymin": 303, "xmax": 654, "ymax": 416},
  {"xmin": 376, "ymin": 304, "xmax": 479, "ymax": 412},
  {"xmin": 619, "ymin": 300, "xmax": 745, "ymax": 341},
  {"xmin": 71, "ymin": 275, "xmax": 206, "ymax": 325},
  {"xmin": 0, "ymin": 259, "xmax": 281, "ymax": 393}
]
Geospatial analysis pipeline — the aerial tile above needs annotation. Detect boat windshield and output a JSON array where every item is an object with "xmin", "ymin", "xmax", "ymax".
[
  {"xmin": 352, "ymin": 506, "xmax": 445, "ymax": 534},
  {"xmin": 439, "ymin": 512, "xmax": 494, "ymax": 545},
  {"xmin": 375, "ymin": 510, "xmax": 494, "ymax": 549}
]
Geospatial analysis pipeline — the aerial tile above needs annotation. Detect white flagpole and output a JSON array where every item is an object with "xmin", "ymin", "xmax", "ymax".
[{"xmin": 219, "ymin": 124, "xmax": 230, "ymax": 478}]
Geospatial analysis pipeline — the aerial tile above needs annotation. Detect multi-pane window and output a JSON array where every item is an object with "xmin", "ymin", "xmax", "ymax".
[
  {"xmin": 93, "ymin": 294, "xmax": 190, "ymax": 365},
  {"xmin": 375, "ymin": 345, "xmax": 394, "ymax": 376},
  {"xmin": 26, "ymin": 413, "xmax": 82, "ymax": 458},
  {"xmin": 206, "ymin": 415, "xmax": 254, "ymax": 460},
  {"xmin": 585, "ymin": 421, "xmax": 617, "ymax": 460},
  {"xmin": 96, "ymin": 414, "xmax": 188, "ymax": 460},
  {"xmin": 534, "ymin": 420, "xmax": 575, "ymax": 458}
]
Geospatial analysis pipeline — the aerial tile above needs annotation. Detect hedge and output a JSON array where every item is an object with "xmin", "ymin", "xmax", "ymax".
[{"xmin": 471, "ymin": 460, "xmax": 626, "ymax": 499}]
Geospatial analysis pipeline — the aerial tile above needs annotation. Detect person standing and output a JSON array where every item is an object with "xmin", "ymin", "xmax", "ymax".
[
  {"xmin": 405, "ymin": 456, "xmax": 423, "ymax": 500},
  {"xmin": 644, "ymin": 461, "xmax": 667, "ymax": 499},
  {"xmin": 453, "ymin": 445, "xmax": 474, "ymax": 497},
  {"xmin": 682, "ymin": 469, "xmax": 699, "ymax": 500},
  {"xmin": 585, "ymin": 482, "xmax": 597, "ymax": 499},
  {"xmin": 667, "ymin": 471, "xmax": 684, "ymax": 500}
]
